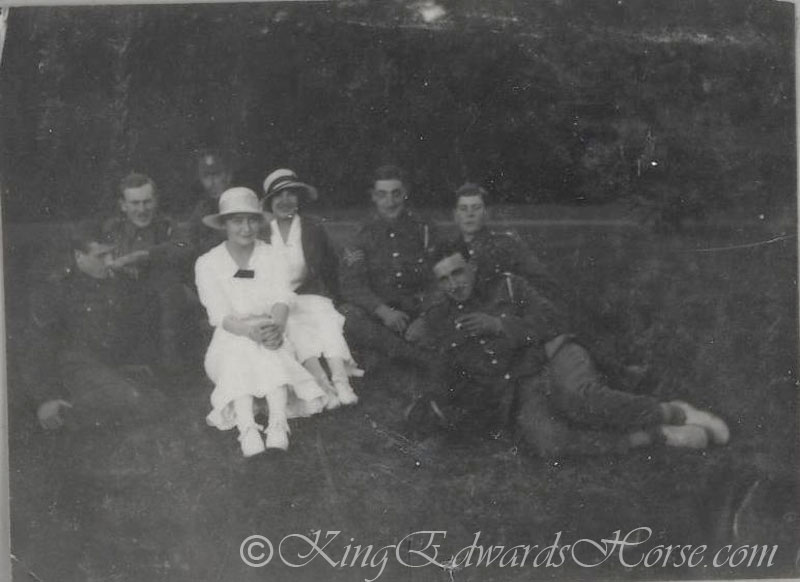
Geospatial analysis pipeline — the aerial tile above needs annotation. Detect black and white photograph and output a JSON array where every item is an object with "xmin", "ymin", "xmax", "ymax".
[{"xmin": 0, "ymin": 1, "xmax": 797, "ymax": 580}]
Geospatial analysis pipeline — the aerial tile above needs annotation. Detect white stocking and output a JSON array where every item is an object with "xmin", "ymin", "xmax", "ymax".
[{"xmin": 233, "ymin": 396, "xmax": 256, "ymax": 433}]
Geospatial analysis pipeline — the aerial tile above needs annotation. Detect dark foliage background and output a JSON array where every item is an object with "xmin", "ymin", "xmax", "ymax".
[{"xmin": 0, "ymin": 0, "xmax": 794, "ymax": 226}]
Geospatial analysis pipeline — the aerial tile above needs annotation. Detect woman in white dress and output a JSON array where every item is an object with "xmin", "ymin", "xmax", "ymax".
[
  {"xmin": 261, "ymin": 169, "xmax": 360, "ymax": 408},
  {"xmin": 195, "ymin": 187, "xmax": 326, "ymax": 457}
]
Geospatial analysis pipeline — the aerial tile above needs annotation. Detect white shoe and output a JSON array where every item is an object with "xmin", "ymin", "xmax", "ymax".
[
  {"xmin": 318, "ymin": 379, "xmax": 341, "ymax": 410},
  {"xmin": 660, "ymin": 425, "xmax": 709, "ymax": 449},
  {"xmin": 324, "ymin": 392, "xmax": 342, "ymax": 410},
  {"xmin": 239, "ymin": 426, "xmax": 266, "ymax": 457},
  {"xmin": 264, "ymin": 422, "xmax": 289, "ymax": 451},
  {"xmin": 670, "ymin": 400, "xmax": 730, "ymax": 445},
  {"xmin": 333, "ymin": 380, "xmax": 358, "ymax": 406}
]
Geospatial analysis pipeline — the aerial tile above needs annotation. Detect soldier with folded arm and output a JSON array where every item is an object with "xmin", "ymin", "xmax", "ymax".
[{"xmin": 409, "ymin": 242, "xmax": 730, "ymax": 457}]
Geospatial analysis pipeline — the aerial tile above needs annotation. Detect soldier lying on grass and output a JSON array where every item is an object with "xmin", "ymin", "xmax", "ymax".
[
  {"xmin": 28, "ymin": 222, "xmax": 169, "ymax": 430},
  {"xmin": 407, "ymin": 242, "xmax": 730, "ymax": 456}
]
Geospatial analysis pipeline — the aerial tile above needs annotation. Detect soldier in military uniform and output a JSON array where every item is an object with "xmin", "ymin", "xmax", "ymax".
[
  {"xmin": 339, "ymin": 165, "xmax": 441, "ymax": 365},
  {"xmin": 410, "ymin": 243, "xmax": 730, "ymax": 456},
  {"xmin": 451, "ymin": 182, "xmax": 563, "ymax": 302},
  {"xmin": 102, "ymin": 173, "xmax": 193, "ymax": 374},
  {"xmin": 183, "ymin": 149, "xmax": 235, "ymax": 260},
  {"xmin": 28, "ymin": 222, "xmax": 168, "ymax": 431},
  {"xmin": 443, "ymin": 182, "xmax": 645, "ymax": 390}
]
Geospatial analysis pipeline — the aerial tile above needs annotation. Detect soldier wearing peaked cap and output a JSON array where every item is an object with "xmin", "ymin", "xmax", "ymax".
[
  {"xmin": 182, "ymin": 149, "xmax": 237, "ymax": 261},
  {"xmin": 408, "ymin": 243, "xmax": 730, "ymax": 456},
  {"xmin": 338, "ymin": 165, "xmax": 442, "ymax": 366}
]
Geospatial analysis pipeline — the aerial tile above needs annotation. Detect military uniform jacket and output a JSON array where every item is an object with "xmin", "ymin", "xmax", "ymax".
[
  {"xmin": 340, "ymin": 210, "xmax": 440, "ymax": 315},
  {"xmin": 27, "ymin": 269, "xmax": 154, "ymax": 401},
  {"xmin": 462, "ymin": 227, "xmax": 563, "ymax": 304},
  {"xmin": 102, "ymin": 214, "xmax": 192, "ymax": 279},
  {"xmin": 419, "ymin": 273, "xmax": 569, "ymax": 385},
  {"xmin": 184, "ymin": 197, "xmax": 227, "ymax": 260}
]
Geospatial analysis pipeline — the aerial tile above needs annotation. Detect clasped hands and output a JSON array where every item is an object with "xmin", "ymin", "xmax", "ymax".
[{"xmin": 243, "ymin": 315, "xmax": 285, "ymax": 349}]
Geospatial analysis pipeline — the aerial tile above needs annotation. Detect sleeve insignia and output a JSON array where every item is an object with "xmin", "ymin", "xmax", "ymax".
[{"xmin": 343, "ymin": 248, "xmax": 365, "ymax": 266}]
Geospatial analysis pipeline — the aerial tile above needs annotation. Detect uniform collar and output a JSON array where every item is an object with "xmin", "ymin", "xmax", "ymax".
[
  {"xmin": 464, "ymin": 226, "xmax": 491, "ymax": 246},
  {"xmin": 371, "ymin": 208, "xmax": 412, "ymax": 227},
  {"xmin": 120, "ymin": 216, "xmax": 162, "ymax": 236}
]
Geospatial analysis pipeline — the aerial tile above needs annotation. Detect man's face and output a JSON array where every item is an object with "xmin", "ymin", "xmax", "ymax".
[
  {"xmin": 200, "ymin": 170, "xmax": 232, "ymax": 200},
  {"xmin": 75, "ymin": 242, "xmax": 115, "ymax": 279},
  {"xmin": 371, "ymin": 179, "xmax": 406, "ymax": 221},
  {"xmin": 433, "ymin": 252, "xmax": 476, "ymax": 303},
  {"xmin": 120, "ymin": 183, "xmax": 157, "ymax": 228},
  {"xmin": 453, "ymin": 194, "xmax": 488, "ymax": 239}
]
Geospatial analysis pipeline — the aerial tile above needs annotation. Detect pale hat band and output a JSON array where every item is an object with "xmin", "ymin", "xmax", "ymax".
[
  {"xmin": 262, "ymin": 168, "xmax": 318, "ymax": 206},
  {"xmin": 202, "ymin": 187, "xmax": 265, "ymax": 230}
]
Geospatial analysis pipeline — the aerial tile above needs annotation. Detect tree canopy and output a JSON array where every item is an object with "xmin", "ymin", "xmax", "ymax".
[{"xmin": 0, "ymin": 0, "xmax": 794, "ymax": 224}]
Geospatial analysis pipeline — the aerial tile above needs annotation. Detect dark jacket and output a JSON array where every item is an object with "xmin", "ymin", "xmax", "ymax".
[
  {"xmin": 26, "ymin": 267, "xmax": 157, "ymax": 402},
  {"xmin": 263, "ymin": 215, "xmax": 341, "ymax": 301},
  {"xmin": 102, "ymin": 214, "xmax": 192, "ymax": 280},
  {"xmin": 339, "ymin": 209, "xmax": 440, "ymax": 315}
]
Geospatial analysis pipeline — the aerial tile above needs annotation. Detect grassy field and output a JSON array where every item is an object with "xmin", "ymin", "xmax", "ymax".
[{"xmin": 6, "ymin": 217, "xmax": 799, "ymax": 582}]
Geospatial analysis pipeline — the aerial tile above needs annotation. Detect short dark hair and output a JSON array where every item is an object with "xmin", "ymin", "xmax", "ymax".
[
  {"xmin": 372, "ymin": 164, "xmax": 407, "ymax": 187},
  {"xmin": 69, "ymin": 221, "xmax": 107, "ymax": 253},
  {"xmin": 119, "ymin": 172, "xmax": 156, "ymax": 198},
  {"xmin": 430, "ymin": 238, "xmax": 470, "ymax": 270},
  {"xmin": 454, "ymin": 182, "xmax": 488, "ymax": 206}
]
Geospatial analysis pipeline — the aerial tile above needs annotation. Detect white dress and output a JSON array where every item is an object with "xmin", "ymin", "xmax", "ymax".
[
  {"xmin": 195, "ymin": 240, "xmax": 326, "ymax": 431},
  {"xmin": 270, "ymin": 216, "xmax": 359, "ymax": 374}
]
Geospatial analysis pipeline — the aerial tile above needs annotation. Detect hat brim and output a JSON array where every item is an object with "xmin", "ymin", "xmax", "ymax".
[
  {"xmin": 202, "ymin": 211, "xmax": 266, "ymax": 230},
  {"xmin": 262, "ymin": 181, "xmax": 318, "ymax": 205}
]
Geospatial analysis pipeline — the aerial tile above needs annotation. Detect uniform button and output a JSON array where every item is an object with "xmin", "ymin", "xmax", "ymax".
[
  {"xmin": 392, "ymin": 252, "xmax": 400, "ymax": 258},
  {"xmin": 389, "ymin": 232, "xmax": 396, "ymax": 238},
  {"xmin": 504, "ymin": 373, "xmax": 511, "ymax": 380}
]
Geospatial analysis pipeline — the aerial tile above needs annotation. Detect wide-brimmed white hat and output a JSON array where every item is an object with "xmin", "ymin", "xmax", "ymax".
[
  {"xmin": 202, "ymin": 187, "xmax": 265, "ymax": 230},
  {"xmin": 262, "ymin": 168, "xmax": 318, "ymax": 207}
]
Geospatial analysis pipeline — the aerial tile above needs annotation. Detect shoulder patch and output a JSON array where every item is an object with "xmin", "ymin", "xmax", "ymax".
[{"xmin": 343, "ymin": 248, "xmax": 365, "ymax": 266}]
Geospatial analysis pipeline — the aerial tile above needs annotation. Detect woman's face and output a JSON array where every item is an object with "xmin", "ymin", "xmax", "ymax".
[
  {"xmin": 224, "ymin": 213, "xmax": 262, "ymax": 247},
  {"xmin": 270, "ymin": 190, "xmax": 301, "ymax": 221}
]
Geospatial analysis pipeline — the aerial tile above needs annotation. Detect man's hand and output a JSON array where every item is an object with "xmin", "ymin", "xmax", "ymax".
[
  {"xmin": 109, "ymin": 250, "xmax": 149, "ymax": 270},
  {"xmin": 455, "ymin": 313, "xmax": 503, "ymax": 336},
  {"xmin": 37, "ymin": 399, "xmax": 72, "ymax": 430},
  {"xmin": 375, "ymin": 305, "xmax": 410, "ymax": 334},
  {"xmin": 404, "ymin": 317, "xmax": 427, "ymax": 343}
]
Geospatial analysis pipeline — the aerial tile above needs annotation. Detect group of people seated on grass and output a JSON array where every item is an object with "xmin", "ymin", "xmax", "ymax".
[{"xmin": 25, "ymin": 151, "xmax": 731, "ymax": 458}]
